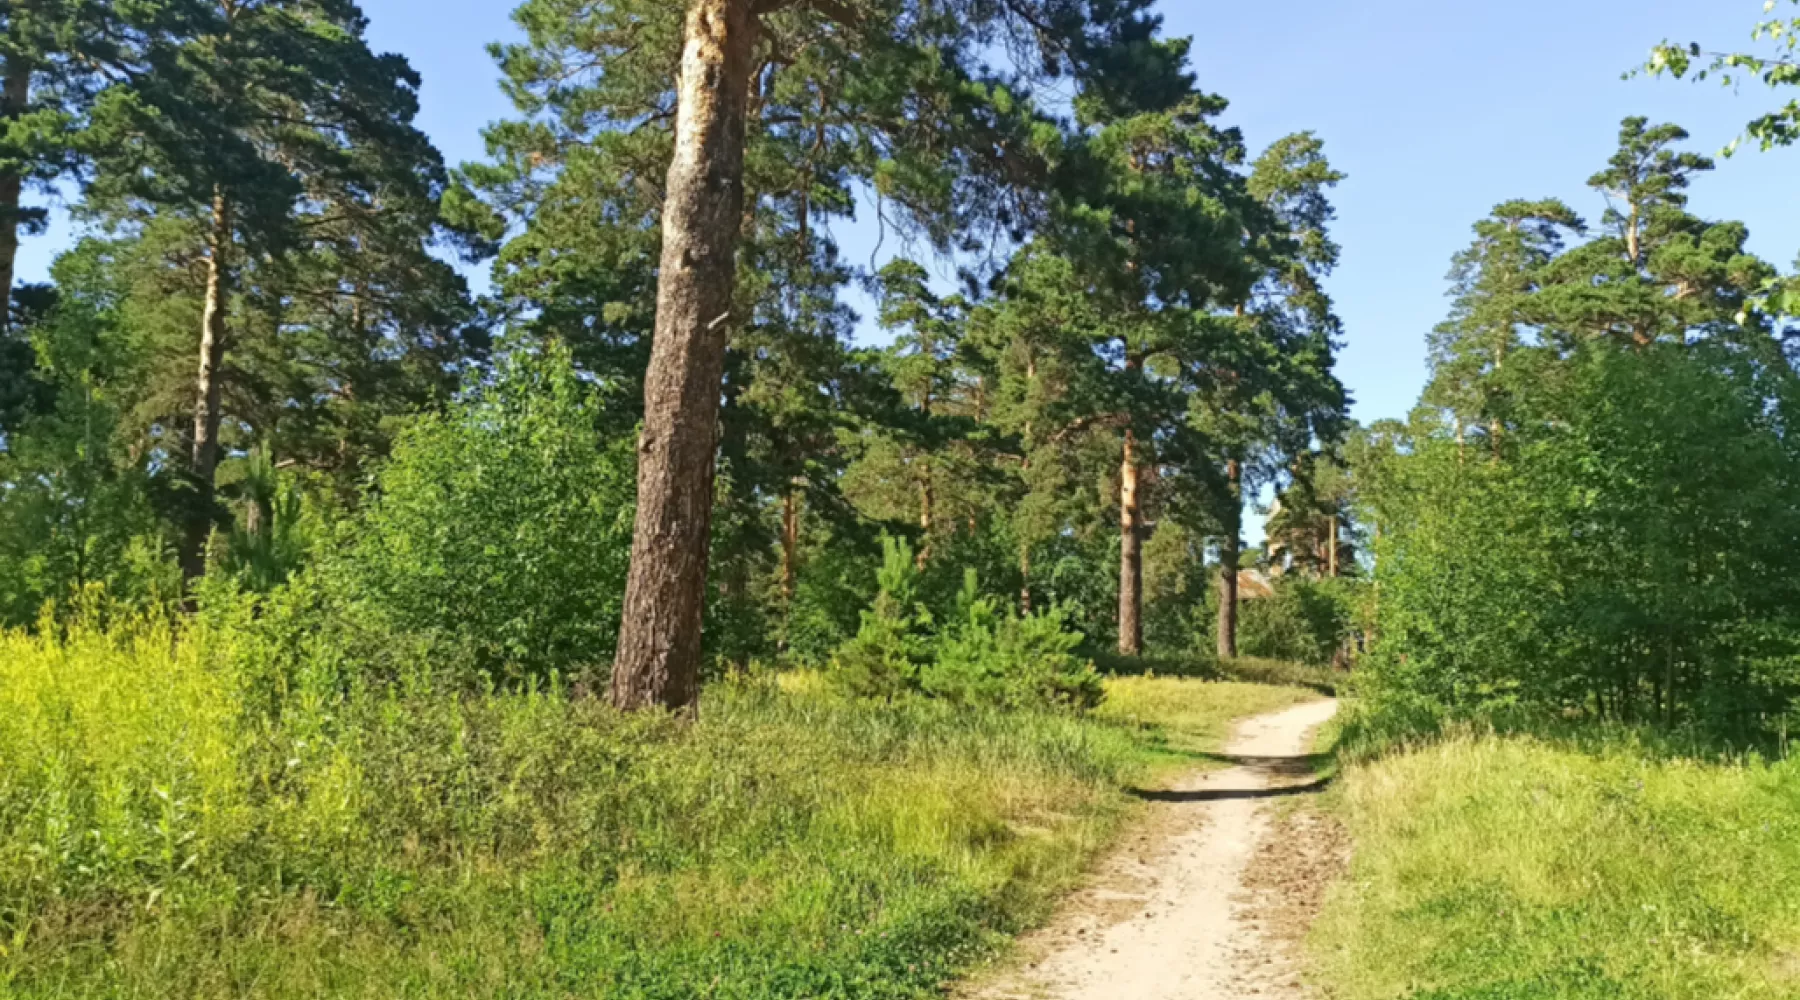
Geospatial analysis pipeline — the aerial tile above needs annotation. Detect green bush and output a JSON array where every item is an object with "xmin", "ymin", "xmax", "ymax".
[
  {"xmin": 927, "ymin": 571, "xmax": 1105, "ymax": 710},
  {"xmin": 833, "ymin": 537, "xmax": 1102, "ymax": 710},
  {"xmin": 1362, "ymin": 344, "xmax": 1800, "ymax": 738},
  {"xmin": 323, "ymin": 346, "xmax": 635, "ymax": 685},
  {"xmin": 1238, "ymin": 577, "xmax": 1360, "ymax": 668}
]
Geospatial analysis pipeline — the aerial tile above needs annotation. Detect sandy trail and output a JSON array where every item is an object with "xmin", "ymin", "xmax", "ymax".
[{"xmin": 964, "ymin": 697, "xmax": 1340, "ymax": 1000}]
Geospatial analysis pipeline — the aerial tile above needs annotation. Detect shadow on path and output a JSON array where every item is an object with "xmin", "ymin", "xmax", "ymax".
[{"xmin": 1128, "ymin": 777, "xmax": 1333, "ymax": 804}]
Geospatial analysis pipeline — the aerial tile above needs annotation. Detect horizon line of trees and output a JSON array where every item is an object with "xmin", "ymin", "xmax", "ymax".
[
  {"xmin": 1357, "ymin": 111, "xmax": 1800, "ymax": 737},
  {"xmin": 0, "ymin": 0, "xmax": 1359, "ymax": 702}
]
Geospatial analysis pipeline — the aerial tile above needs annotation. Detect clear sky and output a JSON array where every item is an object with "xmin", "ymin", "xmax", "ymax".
[{"xmin": 15, "ymin": 0, "xmax": 1800, "ymax": 427}]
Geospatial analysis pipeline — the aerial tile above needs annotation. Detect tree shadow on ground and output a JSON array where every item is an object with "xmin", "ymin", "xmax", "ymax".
[
  {"xmin": 1126, "ymin": 750, "xmax": 1338, "ymax": 803},
  {"xmin": 1128, "ymin": 777, "xmax": 1333, "ymax": 804}
]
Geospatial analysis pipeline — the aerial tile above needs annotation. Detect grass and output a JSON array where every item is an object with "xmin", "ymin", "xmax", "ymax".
[
  {"xmin": 0, "ymin": 615, "xmax": 1317, "ymax": 1000},
  {"xmin": 1094, "ymin": 651, "xmax": 1345, "ymax": 695},
  {"xmin": 1098, "ymin": 675, "xmax": 1318, "ymax": 761},
  {"xmin": 1313, "ymin": 729, "xmax": 1800, "ymax": 1000}
]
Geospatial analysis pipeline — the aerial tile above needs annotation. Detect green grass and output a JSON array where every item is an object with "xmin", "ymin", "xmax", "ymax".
[
  {"xmin": 0, "ymin": 617, "xmax": 1316, "ymax": 999},
  {"xmin": 1098, "ymin": 675, "xmax": 1318, "ymax": 761},
  {"xmin": 1094, "ymin": 651, "xmax": 1345, "ymax": 695},
  {"xmin": 1313, "ymin": 731, "xmax": 1800, "ymax": 1000}
]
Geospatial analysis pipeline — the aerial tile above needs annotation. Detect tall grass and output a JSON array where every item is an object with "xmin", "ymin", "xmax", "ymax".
[
  {"xmin": 0, "ymin": 612, "xmax": 1311, "ymax": 999},
  {"xmin": 1314, "ymin": 733, "xmax": 1800, "ymax": 1000}
]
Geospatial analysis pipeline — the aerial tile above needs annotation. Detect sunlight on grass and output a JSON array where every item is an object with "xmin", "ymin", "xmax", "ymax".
[
  {"xmin": 1314, "ymin": 735, "xmax": 1800, "ymax": 1000},
  {"xmin": 1099, "ymin": 676, "xmax": 1319, "ymax": 760},
  {"xmin": 0, "ymin": 619, "xmax": 1314, "ymax": 999}
]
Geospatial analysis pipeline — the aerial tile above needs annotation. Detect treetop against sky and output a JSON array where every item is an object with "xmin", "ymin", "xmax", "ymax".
[{"xmin": 14, "ymin": 0, "xmax": 1798, "ymax": 427}]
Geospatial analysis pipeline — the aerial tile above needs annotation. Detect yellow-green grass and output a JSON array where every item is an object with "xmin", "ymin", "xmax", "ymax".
[
  {"xmin": 0, "ymin": 618, "xmax": 1315, "ymax": 1000},
  {"xmin": 1314, "ymin": 733, "xmax": 1800, "ymax": 1000},
  {"xmin": 1098, "ymin": 675, "xmax": 1319, "ymax": 764}
]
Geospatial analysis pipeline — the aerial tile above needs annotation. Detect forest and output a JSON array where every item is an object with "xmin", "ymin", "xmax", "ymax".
[{"xmin": 5, "ymin": 1, "xmax": 1800, "ymax": 998}]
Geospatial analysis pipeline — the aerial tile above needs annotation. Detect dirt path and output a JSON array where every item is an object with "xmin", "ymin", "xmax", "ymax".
[{"xmin": 963, "ymin": 697, "xmax": 1341, "ymax": 1000}]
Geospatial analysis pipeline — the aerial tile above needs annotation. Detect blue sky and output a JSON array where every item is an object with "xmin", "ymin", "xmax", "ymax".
[{"xmin": 16, "ymin": 0, "xmax": 1800, "ymax": 427}]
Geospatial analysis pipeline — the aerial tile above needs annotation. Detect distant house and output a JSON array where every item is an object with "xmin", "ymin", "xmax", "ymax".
[{"xmin": 1237, "ymin": 568, "xmax": 1275, "ymax": 600}]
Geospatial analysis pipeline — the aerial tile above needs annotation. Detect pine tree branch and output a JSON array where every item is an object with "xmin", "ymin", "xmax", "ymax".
[
  {"xmin": 752, "ymin": 0, "xmax": 862, "ymax": 29},
  {"xmin": 1048, "ymin": 411, "xmax": 1129, "ymax": 444}
]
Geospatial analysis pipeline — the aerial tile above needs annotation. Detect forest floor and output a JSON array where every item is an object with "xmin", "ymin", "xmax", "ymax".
[{"xmin": 959, "ymin": 697, "xmax": 1344, "ymax": 1000}]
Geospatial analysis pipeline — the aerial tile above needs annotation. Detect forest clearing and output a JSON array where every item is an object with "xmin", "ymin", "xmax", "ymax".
[{"xmin": 8, "ymin": 0, "xmax": 1800, "ymax": 997}]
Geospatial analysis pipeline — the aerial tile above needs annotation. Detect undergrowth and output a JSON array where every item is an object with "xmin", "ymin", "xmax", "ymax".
[{"xmin": 0, "ymin": 612, "xmax": 1311, "ymax": 999}]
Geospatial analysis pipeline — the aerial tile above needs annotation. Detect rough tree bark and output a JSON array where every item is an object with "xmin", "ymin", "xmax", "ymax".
[
  {"xmin": 916, "ymin": 474, "xmax": 934, "ymax": 569},
  {"xmin": 1216, "ymin": 458, "xmax": 1241, "ymax": 660},
  {"xmin": 1327, "ymin": 510, "xmax": 1339, "ymax": 579},
  {"xmin": 1118, "ymin": 427, "xmax": 1143, "ymax": 657},
  {"xmin": 0, "ymin": 56, "xmax": 30, "ymax": 331},
  {"xmin": 1019, "ymin": 350, "xmax": 1037, "ymax": 616},
  {"xmin": 181, "ymin": 189, "xmax": 234, "ymax": 586},
  {"xmin": 608, "ymin": 0, "xmax": 757, "ymax": 713},
  {"xmin": 914, "ymin": 325, "xmax": 936, "ymax": 569},
  {"xmin": 780, "ymin": 483, "xmax": 800, "ymax": 619},
  {"xmin": 1019, "ymin": 543, "xmax": 1032, "ymax": 616}
]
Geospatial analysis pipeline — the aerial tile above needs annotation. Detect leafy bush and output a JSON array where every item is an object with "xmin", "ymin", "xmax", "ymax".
[
  {"xmin": 0, "ymin": 313, "xmax": 175, "ymax": 624},
  {"xmin": 1238, "ymin": 577, "xmax": 1360, "ymax": 667},
  {"xmin": 1362, "ymin": 343, "xmax": 1800, "ymax": 738},
  {"xmin": 323, "ymin": 346, "xmax": 635, "ymax": 685}
]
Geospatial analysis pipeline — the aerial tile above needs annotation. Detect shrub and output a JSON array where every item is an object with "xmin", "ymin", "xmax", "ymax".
[
  {"xmin": 1238, "ymin": 577, "xmax": 1360, "ymax": 668},
  {"xmin": 833, "ymin": 537, "xmax": 1102, "ymax": 710},
  {"xmin": 830, "ymin": 534, "xmax": 935, "ymax": 699},
  {"xmin": 1361, "ymin": 344, "xmax": 1800, "ymax": 738},
  {"xmin": 323, "ymin": 346, "xmax": 635, "ymax": 685},
  {"xmin": 927, "ymin": 570, "xmax": 1104, "ymax": 710}
]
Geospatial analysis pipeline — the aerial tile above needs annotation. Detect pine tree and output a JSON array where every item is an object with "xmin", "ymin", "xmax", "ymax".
[
  {"xmin": 1424, "ymin": 199, "xmax": 1582, "ymax": 454},
  {"xmin": 0, "ymin": 0, "xmax": 128, "ymax": 328},
  {"xmin": 1533, "ymin": 119, "xmax": 1772, "ymax": 353},
  {"xmin": 1048, "ymin": 98, "xmax": 1265, "ymax": 656},
  {"xmin": 463, "ymin": 0, "xmax": 1195, "ymax": 710},
  {"xmin": 84, "ymin": 0, "xmax": 465, "ymax": 586},
  {"xmin": 966, "ymin": 245, "xmax": 1117, "ymax": 619},
  {"xmin": 1187, "ymin": 132, "xmax": 1348, "ymax": 659}
]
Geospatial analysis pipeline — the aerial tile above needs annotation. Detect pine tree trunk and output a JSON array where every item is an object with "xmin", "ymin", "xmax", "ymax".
[
  {"xmin": 1328, "ymin": 513, "xmax": 1339, "ymax": 578},
  {"xmin": 0, "ymin": 56, "xmax": 29, "ymax": 331},
  {"xmin": 781, "ymin": 484, "xmax": 800, "ymax": 603},
  {"xmin": 916, "ymin": 473, "xmax": 934, "ymax": 569},
  {"xmin": 1118, "ymin": 429, "xmax": 1143, "ymax": 657},
  {"xmin": 609, "ymin": 0, "xmax": 756, "ymax": 713},
  {"xmin": 916, "ymin": 354, "xmax": 935, "ymax": 569},
  {"xmin": 1020, "ymin": 351, "xmax": 1037, "ymax": 616},
  {"xmin": 1217, "ymin": 459, "xmax": 1242, "ymax": 660},
  {"xmin": 1019, "ymin": 542, "xmax": 1032, "ymax": 616},
  {"xmin": 181, "ymin": 189, "xmax": 233, "ymax": 587}
]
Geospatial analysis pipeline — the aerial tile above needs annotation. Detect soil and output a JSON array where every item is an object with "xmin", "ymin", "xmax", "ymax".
[{"xmin": 958, "ymin": 698, "xmax": 1342, "ymax": 1000}]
